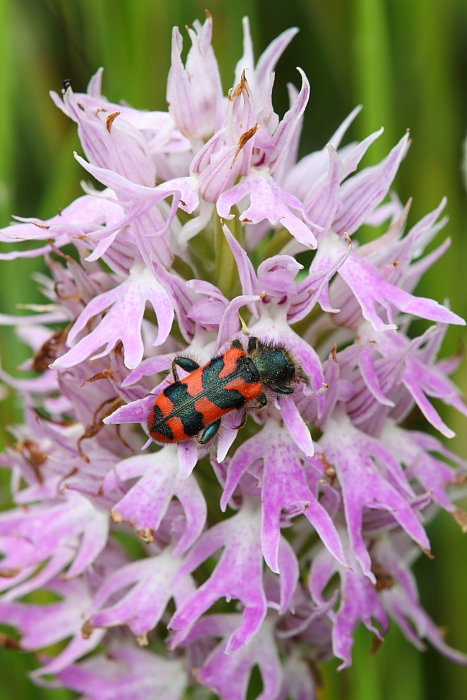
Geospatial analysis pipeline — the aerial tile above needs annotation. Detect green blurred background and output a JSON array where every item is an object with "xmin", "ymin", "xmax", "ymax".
[{"xmin": 0, "ymin": 0, "xmax": 467, "ymax": 698}]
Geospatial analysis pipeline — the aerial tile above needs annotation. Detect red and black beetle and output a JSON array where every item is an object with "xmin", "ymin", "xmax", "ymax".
[{"xmin": 147, "ymin": 336, "xmax": 304, "ymax": 445}]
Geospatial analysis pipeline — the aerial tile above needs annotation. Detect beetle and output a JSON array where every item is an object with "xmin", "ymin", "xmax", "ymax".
[{"xmin": 147, "ymin": 336, "xmax": 304, "ymax": 445}]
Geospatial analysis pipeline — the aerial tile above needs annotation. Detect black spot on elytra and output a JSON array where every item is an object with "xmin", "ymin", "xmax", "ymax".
[
  {"xmin": 200, "ymin": 357, "xmax": 225, "ymax": 387},
  {"xmin": 202, "ymin": 356, "xmax": 252, "ymax": 411},
  {"xmin": 150, "ymin": 404, "xmax": 173, "ymax": 440},
  {"xmin": 162, "ymin": 382, "xmax": 205, "ymax": 436},
  {"xmin": 164, "ymin": 382, "xmax": 189, "ymax": 404},
  {"xmin": 180, "ymin": 407, "xmax": 206, "ymax": 436}
]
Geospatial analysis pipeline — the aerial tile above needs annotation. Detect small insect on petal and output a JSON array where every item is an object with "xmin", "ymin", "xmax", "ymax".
[{"xmin": 147, "ymin": 337, "xmax": 305, "ymax": 445}]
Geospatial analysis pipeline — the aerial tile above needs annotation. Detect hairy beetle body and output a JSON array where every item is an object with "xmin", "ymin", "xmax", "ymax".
[{"xmin": 147, "ymin": 337, "xmax": 302, "ymax": 444}]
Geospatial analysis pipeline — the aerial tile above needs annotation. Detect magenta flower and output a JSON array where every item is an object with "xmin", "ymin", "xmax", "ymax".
[{"xmin": 0, "ymin": 14, "xmax": 466, "ymax": 700}]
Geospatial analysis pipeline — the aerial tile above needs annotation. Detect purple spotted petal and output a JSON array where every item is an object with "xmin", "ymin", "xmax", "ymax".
[
  {"xmin": 0, "ymin": 491, "xmax": 109, "ymax": 580},
  {"xmin": 218, "ymin": 173, "xmax": 319, "ymax": 249},
  {"xmin": 309, "ymin": 539, "xmax": 389, "ymax": 670},
  {"xmin": 167, "ymin": 16, "xmax": 222, "ymax": 140},
  {"xmin": 221, "ymin": 425, "xmax": 346, "ymax": 573},
  {"xmin": 170, "ymin": 496, "xmax": 267, "ymax": 652},
  {"xmin": 319, "ymin": 413, "xmax": 430, "ymax": 580},
  {"xmin": 333, "ymin": 132, "xmax": 409, "ymax": 236},
  {"xmin": 104, "ymin": 449, "xmax": 206, "ymax": 554},
  {"xmin": 87, "ymin": 547, "xmax": 194, "ymax": 638},
  {"xmin": 57, "ymin": 646, "xmax": 188, "ymax": 700},
  {"xmin": 337, "ymin": 249, "xmax": 465, "ymax": 331},
  {"xmin": 278, "ymin": 650, "xmax": 318, "ymax": 700},
  {"xmin": 197, "ymin": 615, "xmax": 282, "ymax": 700},
  {"xmin": 53, "ymin": 264, "xmax": 174, "ymax": 370},
  {"xmin": 278, "ymin": 397, "xmax": 313, "ymax": 456}
]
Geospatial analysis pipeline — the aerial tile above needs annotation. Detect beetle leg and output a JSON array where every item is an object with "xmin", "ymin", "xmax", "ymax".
[
  {"xmin": 199, "ymin": 418, "xmax": 221, "ymax": 444},
  {"xmin": 175, "ymin": 357, "xmax": 200, "ymax": 372},
  {"xmin": 247, "ymin": 336, "xmax": 261, "ymax": 354},
  {"xmin": 171, "ymin": 356, "xmax": 200, "ymax": 382},
  {"xmin": 270, "ymin": 385, "xmax": 295, "ymax": 395},
  {"xmin": 244, "ymin": 392, "xmax": 268, "ymax": 413},
  {"xmin": 170, "ymin": 359, "xmax": 180, "ymax": 382},
  {"xmin": 235, "ymin": 413, "xmax": 248, "ymax": 431},
  {"xmin": 234, "ymin": 393, "xmax": 267, "ymax": 429},
  {"xmin": 296, "ymin": 367, "xmax": 309, "ymax": 385},
  {"xmin": 254, "ymin": 392, "xmax": 268, "ymax": 409}
]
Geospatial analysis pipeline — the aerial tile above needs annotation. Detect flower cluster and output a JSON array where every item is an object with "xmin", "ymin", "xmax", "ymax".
[{"xmin": 0, "ymin": 14, "xmax": 466, "ymax": 700}]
